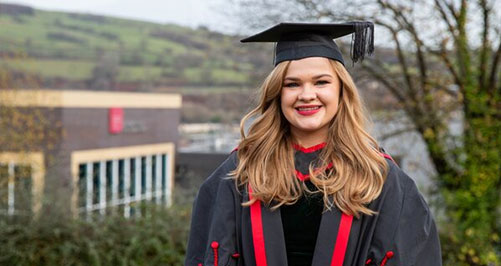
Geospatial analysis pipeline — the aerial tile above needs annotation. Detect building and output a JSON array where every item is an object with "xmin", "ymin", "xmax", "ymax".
[{"xmin": 0, "ymin": 89, "xmax": 181, "ymax": 217}]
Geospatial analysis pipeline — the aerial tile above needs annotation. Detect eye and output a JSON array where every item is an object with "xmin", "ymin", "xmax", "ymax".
[
  {"xmin": 315, "ymin": 80, "xmax": 330, "ymax": 85},
  {"xmin": 284, "ymin": 82, "xmax": 299, "ymax": 88}
]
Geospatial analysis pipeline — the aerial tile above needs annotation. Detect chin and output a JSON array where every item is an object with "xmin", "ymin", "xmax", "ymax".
[{"xmin": 294, "ymin": 124, "xmax": 324, "ymax": 132}]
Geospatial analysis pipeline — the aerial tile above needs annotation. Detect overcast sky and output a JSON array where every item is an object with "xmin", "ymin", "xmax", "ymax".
[{"xmin": 2, "ymin": 0, "xmax": 237, "ymax": 33}]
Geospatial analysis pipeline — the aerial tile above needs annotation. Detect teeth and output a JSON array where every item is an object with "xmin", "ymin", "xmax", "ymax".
[{"xmin": 297, "ymin": 106, "xmax": 320, "ymax": 111}]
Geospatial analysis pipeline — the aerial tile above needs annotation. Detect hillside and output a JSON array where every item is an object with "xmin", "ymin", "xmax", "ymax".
[
  {"xmin": 0, "ymin": 3, "xmax": 400, "ymax": 123},
  {"xmin": 0, "ymin": 3, "xmax": 272, "ymax": 90}
]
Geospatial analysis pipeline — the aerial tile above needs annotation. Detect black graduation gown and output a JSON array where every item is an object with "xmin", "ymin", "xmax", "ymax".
[{"xmin": 185, "ymin": 149, "xmax": 442, "ymax": 266}]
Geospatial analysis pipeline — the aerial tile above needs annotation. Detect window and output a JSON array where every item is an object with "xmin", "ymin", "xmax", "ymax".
[
  {"xmin": 77, "ymin": 153, "xmax": 171, "ymax": 218},
  {"xmin": 0, "ymin": 162, "xmax": 33, "ymax": 216}
]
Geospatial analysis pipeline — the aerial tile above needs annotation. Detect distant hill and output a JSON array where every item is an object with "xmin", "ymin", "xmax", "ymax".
[
  {"xmin": 0, "ymin": 3, "xmax": 399, "ymax": 122},
  {"xmin": 0, "ymin": 3, "xmax": 272, "ymax": 90}
]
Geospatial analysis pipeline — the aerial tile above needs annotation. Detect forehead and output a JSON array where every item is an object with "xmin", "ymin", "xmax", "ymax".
[{"xmin": 285, "ymin": 57, "xmax": 335, "ymax": 77}]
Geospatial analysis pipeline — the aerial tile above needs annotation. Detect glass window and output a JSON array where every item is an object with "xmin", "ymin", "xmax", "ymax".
[
  {"xmin": 14, "ymin": 165, "xmax": 32, "ymax": 214},
  {"xmin": 118, "ymin": 159, "xmax": 125, "ymax": 199},
  {"xmin": 151, "ymin": 155, "xmax": 157, "ymax": 193},
  {"xmin": 92, "ymin": 162, "xmax": 100, "ymax": 205},
  {"xmin": 76, "ymin": 150, "xmax": 172, "ymax": 217},
  {"xmin": 130, "ymin": 158, "xmax": 136, "ymax": 197},
  {"xmin": 141, "ymin": 156, "xmax": 146, "ymax": 195},
  {"xmin": 106, "ymin": 160, "xmax": 112, "ymax": 202}
]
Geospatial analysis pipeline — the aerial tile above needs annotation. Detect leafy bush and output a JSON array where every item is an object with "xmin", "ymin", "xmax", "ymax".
[{"xmin": 0, "ymin": 203, "xmax": 191, "ymax": 266}]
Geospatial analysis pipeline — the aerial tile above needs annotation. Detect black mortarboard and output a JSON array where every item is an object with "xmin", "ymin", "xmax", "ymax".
[{"xmin": 240, "ymin": 22, "xmax": 374, "ymax": 66}]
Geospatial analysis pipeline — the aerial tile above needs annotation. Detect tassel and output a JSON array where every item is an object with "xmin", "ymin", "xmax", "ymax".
[{"xmin": 351, "ymin": 21, "xmax": 374, "ymax": 63}]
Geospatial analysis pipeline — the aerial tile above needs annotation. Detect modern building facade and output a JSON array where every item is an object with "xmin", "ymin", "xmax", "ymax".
[{"xmin": 0, "ymin": 89, "xmax": 181, "ymax": 217}]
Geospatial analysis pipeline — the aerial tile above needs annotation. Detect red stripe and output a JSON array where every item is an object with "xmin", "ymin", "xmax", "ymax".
[
  {"xmin": 295, "ymin": 169, "xmax": 309, "ymax": 181},
  {"xmin": 380, "ymin": 152, "xmax": 396, "ymax": 164},
  {"xmin": 248, "ymin": 185, "xmax": 268, "ymax": 266},
  {"xmin": 331, "ymin": 213, "xmax": 353, "ymax": 266},
  {"xmin": 292, "ymin": 142, "xmax": 326, "ymax": 153},
  {"xmin": 295, "ymin": 162, "xmax": 334, "ymax": 181}
]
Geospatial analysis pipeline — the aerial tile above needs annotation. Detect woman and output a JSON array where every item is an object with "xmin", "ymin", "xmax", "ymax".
[{"xmin": 185, "ymin": 22, "xmax": 442, "ymax": 266}]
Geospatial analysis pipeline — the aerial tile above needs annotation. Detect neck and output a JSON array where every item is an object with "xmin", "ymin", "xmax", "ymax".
[{"xmin": 291, "ymin": 129, "xmax": 327, "ymax": 148}]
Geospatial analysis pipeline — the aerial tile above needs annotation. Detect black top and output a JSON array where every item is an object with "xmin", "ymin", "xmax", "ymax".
[
  {"xmin": 281, "ymin": 145, "xmax": 326, "ymax": 266},
  {"xmin": 281, "ymin": 181, "xmax": 323, "ymax": 266}
]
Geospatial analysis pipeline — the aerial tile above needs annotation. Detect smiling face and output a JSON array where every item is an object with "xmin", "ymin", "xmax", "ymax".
[{"xmin": 280, "ymin": 57, "xmax": 341, "ymax": 145}]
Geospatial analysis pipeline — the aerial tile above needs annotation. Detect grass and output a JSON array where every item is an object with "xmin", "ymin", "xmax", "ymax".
[
  {"xmin": 118, "ymin": 65, "xmax": 164, "ymax": 82},
  {"xmin": 0, "ymin": 57, "xmax": 253, "ymax": 85},
  {"xmin": 1, "ymin": 58, "xmax": 95, "ymax": 81},
  {"xmin": 211, "ymin": 69, "xmax": 248, "ymax": 84},
  {"xmin": 0, "ymin": 9, "xmax": 197, "ymax": 58},
  {"xmin": 0, "ymin": 6, "xmax": 265, "ymax": 87}
]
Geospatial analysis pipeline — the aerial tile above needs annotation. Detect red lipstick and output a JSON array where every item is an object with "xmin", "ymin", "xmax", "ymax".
[{"xmin": 295, "ymin": 105, "xmax": 321, "ymax": 116}]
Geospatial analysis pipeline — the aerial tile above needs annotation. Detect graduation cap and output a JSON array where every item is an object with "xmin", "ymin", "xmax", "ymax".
[{"xmin": 240, "ymin": 22, "xmax": 374, "ymax": 66}]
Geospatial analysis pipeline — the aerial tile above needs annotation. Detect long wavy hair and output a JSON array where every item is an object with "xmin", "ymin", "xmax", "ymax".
[{"xmin": 232, "ymin": 59, "xmax": 388, "ymax": 218}]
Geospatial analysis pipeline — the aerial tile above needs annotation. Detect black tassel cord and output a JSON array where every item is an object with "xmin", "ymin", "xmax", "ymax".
[{"xmin": 351, "ymin": 22, "xmax": 375, "ymax": 63}]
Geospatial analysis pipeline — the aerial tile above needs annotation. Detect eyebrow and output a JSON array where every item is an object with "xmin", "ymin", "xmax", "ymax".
[{"xmin": 284, "ymin": 74, "xmax": 333, "ymax": 81}]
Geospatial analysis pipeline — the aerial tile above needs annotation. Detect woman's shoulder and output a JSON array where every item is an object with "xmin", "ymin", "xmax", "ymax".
[
  {"xmin": 373, "ymin": 157, "xmax": 434, "ymax": 228},
  {"xmin": 378, "ymin": 148, "xmax": 416, "ymax": 191},
  {"xmin": 370, "ymin": 159, "xmax": 442, "ymax": 264},
  {"xmin": 197, "ymin": 151, "xmax": 239, "ymax": 195},
  {"xmin": 382, "ymin": 157, "xmax": 423, "ymax": 199},
  {"xmin": 366, "ymin": 154, "xmax": 432, "ymax": 222}
]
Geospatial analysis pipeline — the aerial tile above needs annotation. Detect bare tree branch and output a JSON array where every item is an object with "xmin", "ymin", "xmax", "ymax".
[
  {"xmin": 487, "ymin": 29, "xmax": 501, "ymax": 96},
  {"xmin": 374, "ymin": 1, "xmax": 433, "ymax": 114},
  {"xmin": 429, "ymin": 39, "xmax": 463, "ymax": 93},
  {"xmin": 429, "ymin": 80, "xmax": 459, "ymax": 98},
  {"xmin": 441, "ymin": 0, "xmax": 460, "ymax": 21},
  {"xmin": 434, "ymin": 0, "xmax": 458, "ymax": 43},
  {"xmin": 377, "ymin": 1, "xmax": 429, "ymax": 89},
  {"xmin": 478, "ymin": 0, "xmax": 491, "ymax": 90},
  {"xmin": 379, "ymin": 126, "xmax": 416, "ymax": 141},
  {"xmin": 360, "ymin": 62, "xmax": 407, "ymax": 104},
  {"xmin": 373, "ymin": 20, "xmax": 417, "ymax": 100}
]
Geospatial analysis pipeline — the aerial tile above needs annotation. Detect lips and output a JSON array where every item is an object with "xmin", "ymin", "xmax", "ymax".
[{"xmin": 295, "ymin": 105, "xmax": 321, "ymax": 116}]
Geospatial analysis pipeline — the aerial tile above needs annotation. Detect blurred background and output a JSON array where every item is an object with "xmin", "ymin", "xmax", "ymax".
[{"xmin": 0, "ymin": 0, "xmax": 499, "ymax": 265}]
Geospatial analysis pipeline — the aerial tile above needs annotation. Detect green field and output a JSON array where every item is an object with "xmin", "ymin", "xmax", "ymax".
[{"xmin": 0, "ymin": 4, "xmax": 269, "ymax": 87}]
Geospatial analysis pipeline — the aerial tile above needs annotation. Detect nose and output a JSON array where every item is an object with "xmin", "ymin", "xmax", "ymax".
[{"xmin": 298, "ymin": 83, "xmax": 316, "ymax": 102}]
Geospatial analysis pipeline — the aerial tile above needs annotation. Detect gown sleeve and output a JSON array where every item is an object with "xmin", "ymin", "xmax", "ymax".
[
  {"xmin": 391, "ymin": 172, "xmax": 442, "ymax": 265},
  {"xmin": 185, "ymin": 173, "xmax": 216, "ymax": 265},
  {"xmin": 184, "ymin": 152, "xmax": 240, "ymax": 266},
  {"xmin": 368, "ymin": 160, "xmax": 442, "ymax": 266}
]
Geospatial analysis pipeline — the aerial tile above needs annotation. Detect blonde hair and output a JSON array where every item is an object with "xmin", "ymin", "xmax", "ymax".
[{"xmin": 232, "ymin": 60, "xmax": 388, "ymax": 218}]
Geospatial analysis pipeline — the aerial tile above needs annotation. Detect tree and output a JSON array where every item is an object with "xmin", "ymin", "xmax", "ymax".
[
  {"xmin": 231, "ymin": 0, "xmax": 501, "ymax": 264},
  {"xmin": 0, "ymin": 53, "xmax": 62, "ymax": 217}
]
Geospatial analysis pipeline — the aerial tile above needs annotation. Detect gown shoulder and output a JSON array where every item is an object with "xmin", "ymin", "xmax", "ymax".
[
  {"xmin": 364, "ymin": 158, "xmax": 442, "ymax": 265},
  {"xmin": 185, "ymin": 151, "xmax": 241, "ymax": 266}
]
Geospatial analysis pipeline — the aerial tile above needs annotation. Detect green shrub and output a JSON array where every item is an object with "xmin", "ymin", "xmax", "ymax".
[{"xmin": 0, "ymin": 203, "xmax": 191, "ymax": 266}]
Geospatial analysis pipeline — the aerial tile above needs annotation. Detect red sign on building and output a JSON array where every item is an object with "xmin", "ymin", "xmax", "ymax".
[{"xmin": 109, "ymin": 107, "xmax": 123, "ymax": 134}]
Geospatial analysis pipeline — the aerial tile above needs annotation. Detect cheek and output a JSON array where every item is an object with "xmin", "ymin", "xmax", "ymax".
[
  {"xmin": 320, "ymin": 90, "xmax": 340, "ymax": 114},
  {"xmin": 280, "ymin": 90, "xmax": 295, "ymax": 109},
  {"xmin": 280, "ymin": 91, "xmax": 297, "ymax": 122}
]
